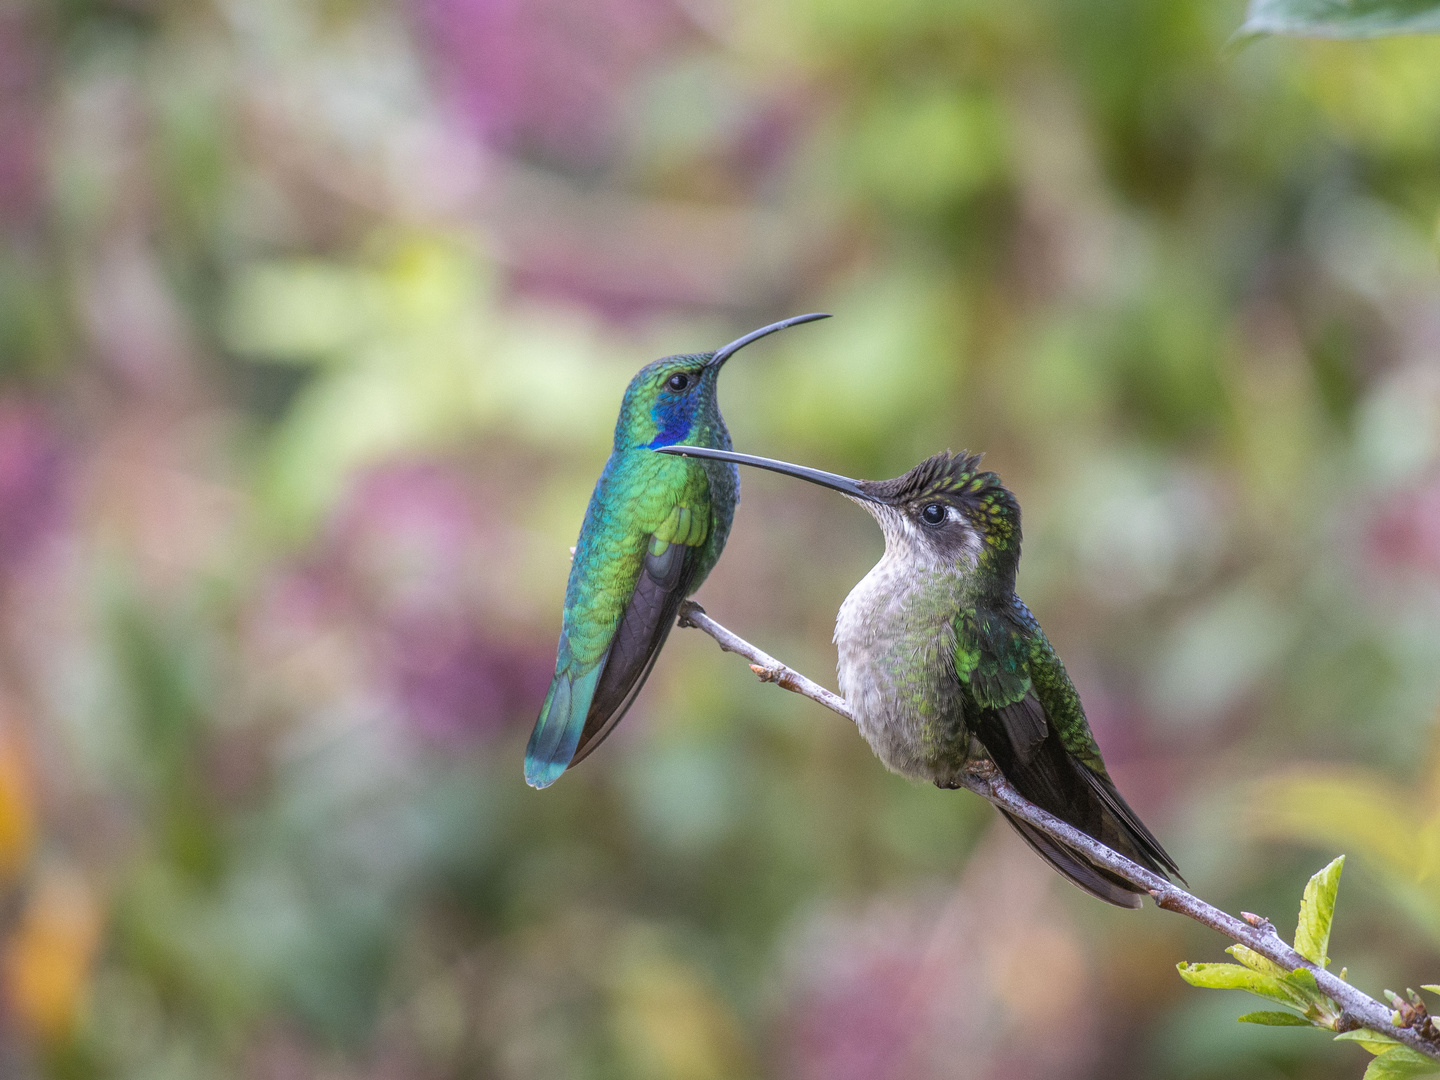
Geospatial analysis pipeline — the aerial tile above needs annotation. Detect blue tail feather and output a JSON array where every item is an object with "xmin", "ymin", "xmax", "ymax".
[{"xmin": 524, "ymin": 654, "xmax": 606, "ymax": 789}]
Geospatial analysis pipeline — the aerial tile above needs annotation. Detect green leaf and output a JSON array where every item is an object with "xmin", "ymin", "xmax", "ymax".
[
  {"xmin": 1295, "ymin": 856, "xmax": 1345, "ymax": 966},
  {"xmin": 1227, "ymin": 943, "xmax": 1291, "ymax": 978},
  {"xmin": 1237, "ymin": 1010, "xmax": 1312, "ymax": 1026},
  {"xmin": 1362, "ymin": 1047, "xmax": 1440, "ymax": 1080},
  {"xmin": 1337, "ymin": 1030, "xmax": 1404, "ymax": 1056},
  {"xmin": 1422, "ymin": 986, "xmax": 1440, "ymax": 996},
  {"xmin": 1238, "ymin": 0, "xmax": 1440, "ymax": 39},
  {"xmin": 1176, "ymin": 963, "xmax": 1308, "ymax": 1008}
]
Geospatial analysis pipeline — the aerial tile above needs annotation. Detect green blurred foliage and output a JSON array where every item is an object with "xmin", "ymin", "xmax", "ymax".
[{"xmin": 1251, "ymin": 756, "xmax": 1440, "ymax": 948}]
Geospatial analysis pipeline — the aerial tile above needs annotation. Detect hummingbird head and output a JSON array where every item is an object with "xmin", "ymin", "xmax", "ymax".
[
  {"xmin": 612, "ymin": 314, "xmax": 830, "ymax": 451},
  {"xmin": 857, "ymin": 452, "xmax": 1020, "ymax": 585},
  {"xmin": 652, "ymin": 447, "xmax": 1022, "ymax": 590}
]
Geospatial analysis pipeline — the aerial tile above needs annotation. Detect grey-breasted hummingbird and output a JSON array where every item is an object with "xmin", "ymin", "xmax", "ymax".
[{"xmin": 656, "ymin": 444, "xmax": 1181, "ymax": 906}]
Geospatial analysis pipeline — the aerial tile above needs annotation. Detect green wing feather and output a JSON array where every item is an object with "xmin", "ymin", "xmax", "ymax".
[
  {"xmin": 952, "ymin": 599, "xmax": 1181, "ymax": 903},
  {"xmin": 1023, "ymin": 622, "xmax": 1105, "ymax": 772}
]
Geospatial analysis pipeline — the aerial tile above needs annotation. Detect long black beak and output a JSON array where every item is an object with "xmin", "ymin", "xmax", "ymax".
[
  {"xmin": 706, "ymin": 312, "xmax": 831, "ymax": 369},
  {"xmin": 655, "ymin": 446, "xmax": 875, "ymax": 501}
]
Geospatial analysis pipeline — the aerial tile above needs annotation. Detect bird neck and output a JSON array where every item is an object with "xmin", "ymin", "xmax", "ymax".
[
  {"xmin": 968, "ymin": 483, "xmax": 1021, "ymax": 601},
  {"xmin": 614, "ymin": 393, "xmax": 725, "ymax": 452}
]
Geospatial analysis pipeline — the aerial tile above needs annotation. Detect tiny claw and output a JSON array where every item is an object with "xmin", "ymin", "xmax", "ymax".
[{"xmin": 965, "ymin": 759, "xmax": 999, "ymax": 781}]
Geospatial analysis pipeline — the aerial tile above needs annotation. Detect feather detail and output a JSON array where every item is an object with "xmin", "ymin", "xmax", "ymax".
[
  {"xmin": 568, "ymin": 534, "xmax": 697, "ymax": 766},
  {"xmin": 525, "ymin": 654, "xmax": 608, "ymax": 789},
  {"xmin": 955, "ymin": 597, "xmax": 1181, "ymax": 905}
]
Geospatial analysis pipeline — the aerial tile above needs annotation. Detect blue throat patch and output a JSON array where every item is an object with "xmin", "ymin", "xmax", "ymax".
[{"xmin": 646, "ymin": 397, "xmax": 696, "ymax": 449}]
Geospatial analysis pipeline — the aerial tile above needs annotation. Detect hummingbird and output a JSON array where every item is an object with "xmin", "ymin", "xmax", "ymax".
[
  {"xmin": 525, "ymin": 314, "xmax": 831, "ymax": 789},
  {"xmin": 655, "ymin": 444, "xmax": 1181, "ymax": 906}
]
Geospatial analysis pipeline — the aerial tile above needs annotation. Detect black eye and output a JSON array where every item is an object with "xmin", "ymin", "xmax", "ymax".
[
  {"xmin": 921, "ymin": 503, "xmax": 945, "ymax": 526},
  {"xmin": 667, "ymin": 373, "xmax": 691, "ymax": 392}
]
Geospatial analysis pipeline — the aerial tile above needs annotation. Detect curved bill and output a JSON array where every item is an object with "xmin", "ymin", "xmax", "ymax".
[
  {"xmin": 655, "ymin": 445, "xmax": 873, "ymax": 501},
  {"xmin": 706, "ymin": 312, "xmax": 830, "ymax": 369}
]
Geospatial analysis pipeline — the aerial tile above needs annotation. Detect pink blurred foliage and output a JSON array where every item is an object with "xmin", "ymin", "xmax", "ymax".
[
  {"xmin": 284, "ymin": 459, "xmax": 551, "ymax": 744},
  {"xmin": 410, "ymin": 0, "xmax": 688, "ymax": 167},
  {"xmin": 1068, "ymin": 668, "xmax": 1145, "ymax": 763},
  {"xmin": 1369, "ymin": 472, "xmax": 1440, "ymax": 579},
  {"xmin": 0, "ymin": 400, "xmax": 66, "ymax": 580},
  {"xmin": 327, "ymin": 460, "xmax": 477, "ymax": 619},
  {"xmin": 777, "ymin": 829, "xmax": 1102, "ymax": 1080},
  {"xmin": 0, "ymin": 4, "xmax": 42, "ymax": 228},
  {"xmin": 730, "ymin": 94, "xmax": 814, "ymax": 182},
  {"xmin": 783, "ymin": 924, "xmax": 927, "ymax": 1080},
  {"xmin": 1064, "ymin": 670, "xmax": 1186, "ymax": 814},
  {"xmin": 83, "ymin": 241, "xmax": 198, "ymax": 397},
  {"xmin": 409, "ymin": 0, "xmax": 826, "ymax": 320},
  {"xmin": 385, "ymin": 611, "xmax": 550, "ymax": 744}
]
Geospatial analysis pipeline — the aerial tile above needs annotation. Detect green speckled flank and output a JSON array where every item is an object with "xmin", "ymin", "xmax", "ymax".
[
  {"xmin": 1019, "ymin": 605, "xmax": 1105, "ymax": 772},
  {"xmin": 948, "ymin": 583, "xmax": 1106, "ymax": 777}
]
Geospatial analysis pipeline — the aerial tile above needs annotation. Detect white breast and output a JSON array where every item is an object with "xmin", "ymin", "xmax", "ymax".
[{"xmin": 834, "ymin": 554, "xmax": 957, "ymax": 783}]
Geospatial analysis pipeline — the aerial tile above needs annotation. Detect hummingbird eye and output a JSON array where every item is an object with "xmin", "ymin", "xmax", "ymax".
[
  {"xmin": 666, "ymin": 373, "xmax": 692, "ymax": 393},
  {"xmin": 921, "ymin": 503, "xmax": 946, "ymax": 526}
]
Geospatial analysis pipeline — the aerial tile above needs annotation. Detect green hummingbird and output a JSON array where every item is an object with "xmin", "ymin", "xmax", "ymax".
[
  {"xmin": 655, "ymin": 445, "xmax": 1181, "ymax": 905},
  {"xmin": 525, "ymin": 314, "xmax": 831, "ymax": 789}
]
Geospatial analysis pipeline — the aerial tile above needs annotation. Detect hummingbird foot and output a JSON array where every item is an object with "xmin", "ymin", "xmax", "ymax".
[{"xmin": 965, "ymin": 758, "xmax": 999, "ymax": 782}]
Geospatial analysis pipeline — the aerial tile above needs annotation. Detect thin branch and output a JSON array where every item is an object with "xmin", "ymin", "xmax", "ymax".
[
  {"xmin": 678, "ymin": 602, "xmax": 854, "ymax": 720},
  {"xmin": 676, "ymin": 600, "xmax": 1440, "ymax": 1062}
]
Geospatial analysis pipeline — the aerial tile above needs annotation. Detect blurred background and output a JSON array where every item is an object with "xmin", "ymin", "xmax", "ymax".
[{"xmin": 0, "ymin": 0, "xmax": 1439, "ymax": 1076}]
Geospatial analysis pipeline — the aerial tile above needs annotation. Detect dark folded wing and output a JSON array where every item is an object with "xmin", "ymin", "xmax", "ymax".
[
  {"xmin": 955, "ymin": 603, "xmax": 1181, "ymax": 905},
  {"xmin": 977, "ymin": 694, "xmax": 1178, "ymax": 897},
  {"xmin": 567, "ymin": 536, "xmax": 699, "ymax": 767}
]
